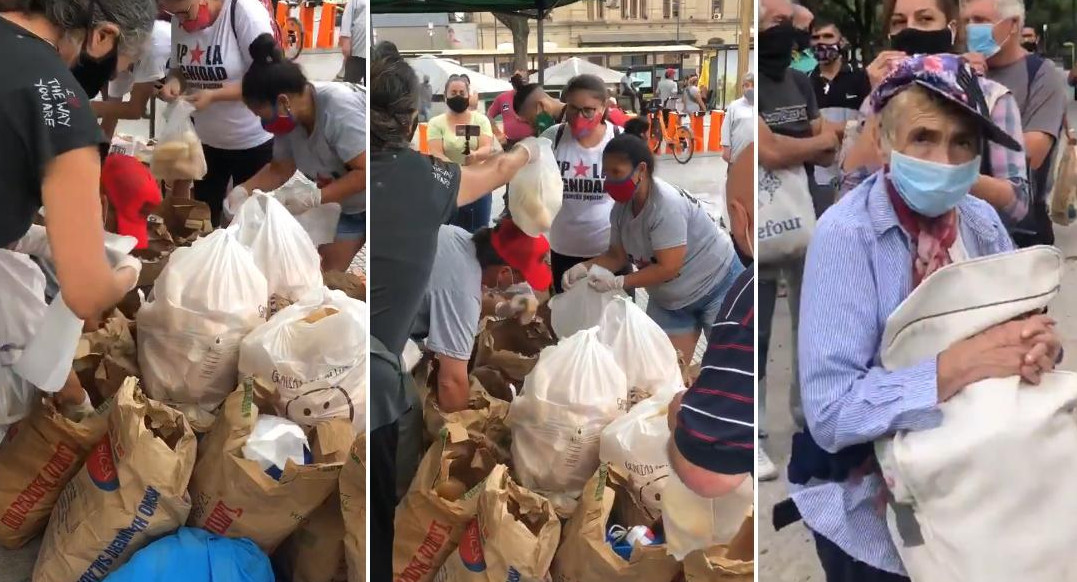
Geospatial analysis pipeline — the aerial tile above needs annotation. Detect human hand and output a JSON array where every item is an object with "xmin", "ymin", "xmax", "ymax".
[
  {"xmin": 183, "ymin": 90, "xmax": 216, "ymax": 111},
  {"xmin": 1016, "ymin": 314, "xmax": 1062, "ymax": 383},
  {"xmin": 867, "ymin": 51, "xmax": 907, "ymax": 88},
  {"xmin": 158, "ymin": 77, "xmax": 183, "ymax": 103},
  {"xmin": 588, "ymin": 271, "xmax": 625, "ymax": 293},
  {"xmin": 938, "ymin": 315, "xmax": 1059, "ymax": 400},
  {"xmin": 962, "ymin": 52, "xmax": 988, "ymax": 75},
  {"xmin": 113, "ymin": 254, "xmax": 142, "ymax": 293},
  {"xmin": 223, "ymin": 185, "xmax": 250, "ymax": 220},
  {"xmin": 562, "ymin": 262, "xmax": 590, "ymax": 290},
  {"xmin": 495, "ymin": 294, "xmax": 539, "ymax": 323}
]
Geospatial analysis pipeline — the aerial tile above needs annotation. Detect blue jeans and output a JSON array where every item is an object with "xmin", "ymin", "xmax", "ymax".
[
  {"xmin": 646, "ymin": 258, "xmax": 746, "ymax": 337},
  {"xmin": 451, "ymin": 193, "xmax": 492, "ymax": 233}
]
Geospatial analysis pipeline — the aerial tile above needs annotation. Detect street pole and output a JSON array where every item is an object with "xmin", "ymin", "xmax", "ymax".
[
  {"xmin": 537, "ymin": 1, "xmax": 546, "ymax": 84},
  {"xmin": 675, "ymin": 0, "xmax": 683, "ymax": 69},
  {"xmin": 737, "ymin": 0, "xmax": 751, "ymax": 87}
]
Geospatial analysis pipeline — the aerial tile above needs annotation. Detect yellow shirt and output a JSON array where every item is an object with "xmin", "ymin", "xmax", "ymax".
[{"xmin": 427, "ymin": 111, "xmax": 493, "ymax": 165}]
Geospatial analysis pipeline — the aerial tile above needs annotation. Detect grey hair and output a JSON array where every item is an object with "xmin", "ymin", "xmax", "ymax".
[
  {"xmin": 17, "ymin": 0, "xmax": 154, "ymax": 57},
  {"xmin": 743, "ymin": 72, "xmax": 754, "ymax": 84},
  {"xmin": 995, "ymin": 0, "xmax": 1025, "ymax": 25},
  {"xmin": 878, "ymin": 85, "xmax": 982, "ymax": 153}
]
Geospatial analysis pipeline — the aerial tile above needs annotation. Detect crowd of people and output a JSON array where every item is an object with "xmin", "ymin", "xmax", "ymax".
[
  {"xmin": 758, "ymin": 0, "xmax": 1069, "ymax": 579},
  {"xmin": 370, "ymin": 39, "xmax": 755, "ymax": 580}
]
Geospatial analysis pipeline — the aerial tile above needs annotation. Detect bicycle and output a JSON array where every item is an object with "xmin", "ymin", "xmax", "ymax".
[{"xmin": 645, "ymin": 98, "xmax": 694, "ymax": 165}]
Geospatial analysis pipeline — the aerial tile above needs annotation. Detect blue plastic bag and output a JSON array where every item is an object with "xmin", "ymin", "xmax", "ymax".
[{"xmin": 104, "ymin": 527, "xmax": 274, "ymax": 582}]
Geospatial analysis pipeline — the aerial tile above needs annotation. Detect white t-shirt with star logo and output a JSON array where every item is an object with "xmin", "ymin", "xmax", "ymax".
[
  {"xmin": 171, "ymin": 0, "xmax": 273, "ymax": 150},
  {"xmin": 540, "ymin": 122, "xmax": 617, "ymax": 258}
]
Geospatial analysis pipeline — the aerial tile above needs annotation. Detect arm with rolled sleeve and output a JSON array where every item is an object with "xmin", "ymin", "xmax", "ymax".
[{"xmin": 798, "ymin": 219, "xmax": 942, "ymax": 453}]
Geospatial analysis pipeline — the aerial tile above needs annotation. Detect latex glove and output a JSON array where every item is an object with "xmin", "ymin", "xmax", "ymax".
[
  {"xmin": 113, "ymin": 254, "xmax": 142, "ymax": 292},
  {"xmin": 562, "ymin": 262, "xmax": 589, "ymax": 290},
  {"xmin": 515, "ymin": 137, "xmax": 543, "ymax": 163},
  {"xmin": 13, "ymin": 224, "xmax": 51, "ymax": 259},
  {"xmin": 223, "ymin": 185, "xmax": 250, "ymax": 220},
  {"xmin": 588, "ymin": 271, "xmax": 625, "ymax": 293},
  {"xmin": 277, "ymin": 186, "xmax": 322, "ymax": 215}
]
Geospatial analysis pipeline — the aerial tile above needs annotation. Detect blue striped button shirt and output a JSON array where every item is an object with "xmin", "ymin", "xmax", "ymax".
[{"xmin": 791, "ymin": 171, "xmax": 1015, "ymax": 574}]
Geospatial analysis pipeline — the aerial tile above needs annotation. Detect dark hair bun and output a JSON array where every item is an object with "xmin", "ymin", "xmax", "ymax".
[
  {"xmin": 249, "ymin": 33, "xmax": 283, "ymax": 67},
  {"xmin": 510, "ymin": 73, "xmax": 526, "ymax": 89}
]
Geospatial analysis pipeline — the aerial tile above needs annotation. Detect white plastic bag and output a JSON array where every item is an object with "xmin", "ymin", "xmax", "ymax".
[
  {"xmin": 0, "ymin": 250, "xmax": 47, "ymax": 435},
  {"xmin": 508, "ymin": 328, "xmax": 628, "ymax": 514},
  {"xmin": 508, "ymin": 137, "xmax": 563, "ymax": 237},
  {"xmin": 228, "ymin": 192, "xmax": 323, "ymax": 311},
  {"xmin": 239, "ymin": 287, "xmax": 368, "ymax": 435},
  {"xmin": 757, "ymin": 165, "xmax": 816, "ymax": 265},
  {"xmin": 597, "ymin": 296, "xmax": 681, "ymax": 405},
  {"xmin": 242, "ymin": 414, "xmax": 310, "ymax": 474},
  {"xmin": 224, "ymin": 172, "xmax": 342, "ymax": 246},
  {"xmin": 150, "ymin": 100, "xmax": 207, "ymax": 181},
  {"xmin": 549, "ymin": 266, "xmax": 627, "ymax": 340},
  {"xmin": 661, "ymin": 472, "xmax": 754, "ymax": 560},
  {"xmin": 598, "ymin": 387, "xmax": 681, "ymax": 519},
  {"xmin": 137, "ymin": 229, "xmax": 268, "ymax": 420}
]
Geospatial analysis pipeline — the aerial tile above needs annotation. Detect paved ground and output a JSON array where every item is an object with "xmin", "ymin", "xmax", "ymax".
[{"xmin": 757, "ymin": 98, "xmax": 1077, "ymax": 581}]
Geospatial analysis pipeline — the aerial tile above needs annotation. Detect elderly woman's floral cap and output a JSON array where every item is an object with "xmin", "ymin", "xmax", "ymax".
[{"xmin": 869, "ymin": 53, "xmax": 1021, "ymax": 151}]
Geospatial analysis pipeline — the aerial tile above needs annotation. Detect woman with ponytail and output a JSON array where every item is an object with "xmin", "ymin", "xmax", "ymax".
[{"xmin": 231, "ymin": 33, "xmax": 367, "ymax": 270}]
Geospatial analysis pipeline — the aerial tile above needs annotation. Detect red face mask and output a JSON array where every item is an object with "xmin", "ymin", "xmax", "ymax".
[
  {"xmin": 180, "ymin": 2, "xmax": 213, "ymax": 32},
  {"xmin": 261, "ymin": 103, "xmax": 297, "ymax": 135},
  {"xmin": 569, "ymin": 112, "xmax": 603, "ymax": 139},
  {"xmin": 604, "ymin": 172, "xmax": 640, "ymax": 203}
]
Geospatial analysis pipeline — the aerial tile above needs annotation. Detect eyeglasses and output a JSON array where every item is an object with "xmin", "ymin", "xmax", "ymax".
[{"xmin": 565, "ymin": 104, "xmax": 601, "ymax": 119}]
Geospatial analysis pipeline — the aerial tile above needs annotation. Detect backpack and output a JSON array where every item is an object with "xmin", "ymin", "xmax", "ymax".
[
  {"xmin": 230, "ymin": 0, "xmax": 283, "ymax": 50},
  {"xmin": 1009, "ymin": 54, "xmax": 1058, "ymax": 247}
]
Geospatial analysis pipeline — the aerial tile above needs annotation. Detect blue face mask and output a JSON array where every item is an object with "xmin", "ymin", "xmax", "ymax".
[
  {"xmin": 889, "ymin": 151, "xmax": 981, "ymax": 217},
  {"xmin": 967, "ymin": 22, "xmax": 1003, "ymax": 58},
  {"xmin": 791, "ymin": 49, "xmax": 818, "ymax": 73}
]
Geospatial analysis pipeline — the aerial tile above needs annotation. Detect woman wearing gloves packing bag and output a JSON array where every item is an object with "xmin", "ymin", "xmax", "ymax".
[
  {"xmin": 563, "ymin": 133, "xmax": 744, "ymax": 360},
  {"xmin": 0, "ymin": 0, "xmax": 149, "ymax": 411},
  {"xmin": 368, "ymin": 40, "xmax": 544, "ymax": 582},
  {"xmin": 537, "ymin": 73, "xmax": 624, "ymax": 293},
  {"xmin": 230, "ymin": 34, "xmax": 367, "ymax": 270},
  {"xmin": 158, "ymin": 0, "xmax": 275, "ymax": 226},
  {"xmin": 785, "ymin": 54, "xmax": 1061, "ymax": 581}
]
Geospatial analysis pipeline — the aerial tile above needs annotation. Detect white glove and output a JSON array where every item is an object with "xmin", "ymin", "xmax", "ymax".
[
  {"xmin": 13, "ymin": 225, "xmax": 51, "ymax": 260},
  {"xmin": 561, "ymin": 262, "xmax": 589, "ymax": 290},
  {"xmin": 223, "ymin": 185, "xmax": 250, "ymax": 220},
  {"xmin": 277, "ymin": 186, "xmax": 322, "ymax": 215},
  {"xmin": 515, "ymin": 137, "xmax": 543, "ymax": 163},
  {"xmin": 113, "ymin": 254, "xmax": 142, "ymax": 292},
  {"xmin": 495, "ymin": 294, "xmax": 539, "ymax": 323},
  {"xmin": 588, "ymin": 271, "xmax": 625, "ymax": 293}
]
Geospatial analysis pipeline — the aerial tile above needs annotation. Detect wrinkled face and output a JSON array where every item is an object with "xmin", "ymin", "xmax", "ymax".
[
  {"xmin": 890, "ymin": 0, "xmax": 951, "ymax": 35},
  {"xmin": 880, "ymin": 93, "xmax": 981, "ymax": 166},
  {"xmin": 962, "ymin": 0, "xmax": 1019, "ymax": 46}
]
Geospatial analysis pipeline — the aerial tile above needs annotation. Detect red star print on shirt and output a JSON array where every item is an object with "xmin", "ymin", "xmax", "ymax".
[
  {"xmin": 573, "ymin": 160, "xmax": 589, "ymax": 177},
  {"xmin": 190, "ymin": 44, "xmax": 205, "ymax": 64}
]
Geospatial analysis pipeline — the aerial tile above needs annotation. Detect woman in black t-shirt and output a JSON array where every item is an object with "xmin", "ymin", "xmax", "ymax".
[{"xmin": 0, "ymin": 0, "xmax": 154, "ymax": 404}]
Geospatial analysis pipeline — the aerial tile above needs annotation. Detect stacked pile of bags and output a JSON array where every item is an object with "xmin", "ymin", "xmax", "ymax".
[
  {"xmin": 0, "ymin": 190, "xmax": 368, "ymax": 582},
  {"xmin": 397, "ymin": 284, "xmax": 754, "ymax": 582}
]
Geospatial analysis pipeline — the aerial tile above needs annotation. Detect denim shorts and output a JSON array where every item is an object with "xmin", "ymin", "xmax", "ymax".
[
  {"xmin": 647, "ymin": 258, "xmax": 746, "ymax": 336},
  {"xmin": 336, "ymin": 211, "xmax": 366, "ymax": 242}
]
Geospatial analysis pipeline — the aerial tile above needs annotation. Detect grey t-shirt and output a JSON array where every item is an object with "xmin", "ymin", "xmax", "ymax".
[
  {"xmin": 758, "ymin": 69, "xmax": 818, "ymax": 139},
  {"xmin": 656, "ymin": 78, "xmax": 679, "ymax": 105},
  {"xmin": 410, "ymin": 225, "xmax": 483, "ymax": 361},
  {"xmin": 685, "ymin": 85, "xmax": 703, "ymax": 113},
  {"xmin": 348, "ymin": 0, "xmax": 366, "ymax": 57},
  {"xmin": 610, "ymin": 178, "xmax": 735, "ymax": 310},
  {"xmin": 273, "ymin": 82, "xmax": 367, "ymax": 214}
]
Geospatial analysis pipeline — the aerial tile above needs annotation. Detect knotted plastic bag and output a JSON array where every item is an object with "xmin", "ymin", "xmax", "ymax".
[{"xmin": 507, "ymin": 137, "xmax": 563, "ymax": 237}]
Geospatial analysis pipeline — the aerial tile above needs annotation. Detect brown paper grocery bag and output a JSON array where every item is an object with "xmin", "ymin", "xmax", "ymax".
[
  {"xmin": 187, "ymin": 380, "xmax": 351, "ymax": 554},
  {"xmin": 469, "ymin": 367, "xmax": 514, "ymax": 404},
  {"xmin": 0, "ymin": 399, "xmax": 111, "ymax": 549},
  {"xmin": 324, "ymin": 271, "xmax": 366, "ymax": 302},
  {"xmin": 33, "ymin": 378, "xmax": 196, "ymax": 582},
  {"xmin": 274, "ymin": 494, "xmax": 349, "ymax": 582},
  {"xmin": 682, "ymin": 547, "xmax": 753, "ymax": 582},
  {"xmin": 423, "ymin": 378, "xmax": 510, "ymax": 443},
  {"xmin": 340, "ymin": 435, "xmax": 366, "ymax": 582},
  {"xmin": 72, "ymin": 311, "xmax": 140, "ymax": 405},
  {"xmin": 472, "ymin": 318, "xmax": 555, "ymax": 385},
  {"xmin": 551, "ymin": 465, "xmax": 681, "ymax": 582},
  {"xmin": 132, "ymin": 214, "xmax": 177, "ymax": 288},
  {"xmin": 393, "ymin": 425, "xmax": 498, "ymax": 582},
  {"xmin": 153, "ymin": 197, "xmax": 213, "ymax": 245}
]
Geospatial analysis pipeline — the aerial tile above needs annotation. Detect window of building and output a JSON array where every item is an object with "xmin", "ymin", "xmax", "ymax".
[
  {"xmin": 589, "ymin": 0, "xmax": 607, "ymax": 20},
  {"xmin": 663, "ymin": 0, "xmax": 680, "ymax": 18},
  {"xmin": 712, "ymin": 0, "xmax": 723, "ymax": 18},
  {"xmin": 622, "ymin": 0, "xmax": 647, "ymax": 19}
]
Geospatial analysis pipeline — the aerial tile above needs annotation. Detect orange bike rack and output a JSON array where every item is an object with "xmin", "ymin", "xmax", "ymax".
[
  {"xmin": 316, "ymin": 2, "xmax": 335, "ymax": 48},
  {"xmin": 665, "ymin": 112, "xmax": 680, "ymax": 154},
  {"xmin": 708, "ymin": 111, "xmax": 725, "ymax": 152},
  {"xmin": 418, "ymin": 123, "xmax": 429, "ymax": 154},
  {"xmin": 691, "ymin": 113, "xmax": 705, "ymax": 152}
]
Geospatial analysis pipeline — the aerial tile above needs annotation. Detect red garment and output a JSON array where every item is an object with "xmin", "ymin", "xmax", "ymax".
[
  {"xmin": 885, "ymin": 177, "xmax": 958, "ymax": 288},
  {"xmin": 487, "ymin": 90, "xmax": 532, "ymax": 141},
  {"xmin": 606, "ymin": 106, "xmax": 630, "ymax": 128},
  {"xmin": 101, "ymin": 154, "xmax": 162, "ymax": 249}
]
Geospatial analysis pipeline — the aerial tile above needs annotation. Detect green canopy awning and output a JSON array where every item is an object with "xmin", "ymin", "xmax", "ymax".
[{"xmin": 370, "ymin": 0, "xmax": 582, "ymax": 15}]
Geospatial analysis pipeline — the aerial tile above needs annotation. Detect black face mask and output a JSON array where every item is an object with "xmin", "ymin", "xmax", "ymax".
[
  {"xmin": 1021, "ymin": 41, "xmax": 1038, "ymax": 52},
  {"xmin": 446, "ymin": 95, "xmax": 470, "ymax": 113},
  {"xmin": 888, "ymin": 28, "xmax": 954, "ymax": 56},
  {"xmin": 793, "ymin": 27, "xmax": 812, "ymax": 51},
  {"xmin": 814, "ymin": 42, "xmax": 842, "ymax": 63},
  {"xmin": 71, "ymin": 45, "xmax": 119, "ymax": 99},
  {"xmin": 760, "ymin": 22, "xmax": 796, "ymax": 80}
]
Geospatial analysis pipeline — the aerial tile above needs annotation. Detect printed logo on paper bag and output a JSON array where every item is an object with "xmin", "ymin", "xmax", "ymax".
[
  {"xmin": 458, "ymin": 518, "xmax": 486, "ymax": 572},
  {"xmin": 86, "ymin": 434, "xmax": 119, "ymax": 492}
]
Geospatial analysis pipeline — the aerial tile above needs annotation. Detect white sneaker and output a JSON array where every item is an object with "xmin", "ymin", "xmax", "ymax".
[{"xmin": 758, "ymin": 447, "xmax": 779, "ymax": 481}]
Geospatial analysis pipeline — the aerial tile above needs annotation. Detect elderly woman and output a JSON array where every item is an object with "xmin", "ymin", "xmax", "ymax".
[
  {"xmin": 789, "ymin": 54, "xmax": 1061, "ymax": 582},
  {"xmin": 839, "ymin": 0, "xmax": 1029, "ymax": 242}
]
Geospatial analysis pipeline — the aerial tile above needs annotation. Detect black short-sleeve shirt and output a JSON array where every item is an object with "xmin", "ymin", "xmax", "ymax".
[
  {"xmin": 0, "ymin": 17, "xmax": 105, "ymax": 248},
  {"xmin": 810, "ymin": 65, "xmax": 871, "ymax": 113}
]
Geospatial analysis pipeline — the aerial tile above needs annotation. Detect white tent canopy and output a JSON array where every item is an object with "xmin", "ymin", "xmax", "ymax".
[
  {"xmin": 530, "ymin": 57, "xmax": 624, "ymax": 86},
  {"xmin": 406, "ymin": 55, "xmax": 512, "ymax": 96}
]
